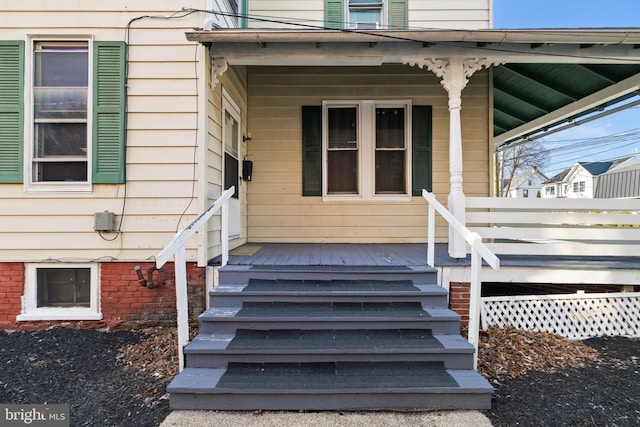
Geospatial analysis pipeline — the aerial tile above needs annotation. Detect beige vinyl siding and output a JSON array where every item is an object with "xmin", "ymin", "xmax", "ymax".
[
  {"xmin": 0, "ymin": 1, "xmax": 223, "ymax": 263},
  {"xmin": 246, "ymin": 65, "xmax": 489, "ymax": 243},
  {"xmin": 249, "ymin": 0, "xmax": 325, "ymax": 29},
  {"xmin": 408, "ymin": 0, "xmax": 491, "ymax": 29},
  {"xmin": 246, "ymin": 0, "xmax": 491, "ymax": 30}
]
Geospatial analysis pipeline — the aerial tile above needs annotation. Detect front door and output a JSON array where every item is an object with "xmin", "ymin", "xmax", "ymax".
[{"xmin": 223, "ymin": 90, "xmax": 242, "ymax": 238}]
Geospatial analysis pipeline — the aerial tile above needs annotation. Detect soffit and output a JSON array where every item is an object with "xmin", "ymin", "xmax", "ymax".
[{"xmin": 493, "ymin": 63, "xmax": 640, "ymax": 145}]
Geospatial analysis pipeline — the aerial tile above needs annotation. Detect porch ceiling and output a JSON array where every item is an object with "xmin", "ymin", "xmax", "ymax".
[{"xmin": 186, "ymin": 28, "xmax": 640, "ymax": 148}]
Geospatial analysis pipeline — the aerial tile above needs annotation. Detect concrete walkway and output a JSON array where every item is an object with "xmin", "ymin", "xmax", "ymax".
[{"xmin": 160, "ymin": 410, "xmax": 493, "ymax": 426}]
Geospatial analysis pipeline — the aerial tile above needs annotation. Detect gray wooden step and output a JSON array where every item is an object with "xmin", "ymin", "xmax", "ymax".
[
  {"xmin": 171, "ymin": 261, "xmax": 491, "ymax": 411},
  {"xmin": 197, "ymin": 303, "xmax": 461, "ymax": 335},
  {"xmin": 168, "ymin": 365, "xmax": 493, "ymax": 410},
  {"xmin": 211, "ymin": 280, "xmax": 448, "ymax": 308},
  {"xmin": 218, "ymin": 265, "xmax": 438, "ymax": 285},
  {"xmin": 184, "ymin": 329, "xmax": 475, "ymax": 370}
]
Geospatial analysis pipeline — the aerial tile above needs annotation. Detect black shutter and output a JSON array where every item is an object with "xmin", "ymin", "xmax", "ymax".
[
  {"xmin": 302, "ymin": 106, "xmax": 322, "ymax": 196},
  {"xmin": 412, "ymin": 106, "xmax": 432, "ymax": 195}
]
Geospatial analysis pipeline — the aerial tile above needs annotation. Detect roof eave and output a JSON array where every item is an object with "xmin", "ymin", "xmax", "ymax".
[{"xmin": 185, "ymin": 28, "xmax": 640, "ymax": 45}]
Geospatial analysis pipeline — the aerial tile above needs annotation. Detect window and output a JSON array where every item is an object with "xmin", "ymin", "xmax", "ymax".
[
  {"xmin": 545, "ymin": 186, "xmax": 555, "ymax": 196},
  {"xmin": 573, "ymin": 181, "xmax": 585, "ymax": 193},
  {"xmin": 322, "ymin": 101, "xmax": 410, "ymax": 200},
  {"xmin": 0, "ymin": 40, "xmax": 125, "ymax": 188},
  {"xmin": 349, "ymin": 0, "xmax": 384, "ymax": 29},
  {"xmin": 523, "ymin": 189, "xmax": 529, "ymax": 198},
  {"xmin": 302, "ymin": 104, "xmax": 431, "ymax": 198},
  {"xmin": 18, "ymin": 264, "xmax": 101, "ymax": 321},
  {"xmin": 32, "ymin": 41, "xmax": 89, "ymax": 184},
  {"xmin": 324, "ymin": 0, "xmax": 407, "ymax": 30}
]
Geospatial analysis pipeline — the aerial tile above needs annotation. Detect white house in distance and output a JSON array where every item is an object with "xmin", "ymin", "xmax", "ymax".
[
  {"xmin": 503, "ymin": 167, "xmax": 547, "ymax": 198},
  {"xmin": 542, "ymin": 156, "xmax": 640, "ymax": 198},
  {"xmin": 541, "ymin": 168, "xmax": 570, "ymax": 198}
]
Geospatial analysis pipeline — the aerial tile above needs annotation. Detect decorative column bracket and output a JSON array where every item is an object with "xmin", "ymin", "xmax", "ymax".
[
  {"xmin": 402, "ymin": 57, "xmax": 504, "ymax": 94},
  {"xmin": 211, "ymin": 58, "xmax": 228, "ymax": 89}
]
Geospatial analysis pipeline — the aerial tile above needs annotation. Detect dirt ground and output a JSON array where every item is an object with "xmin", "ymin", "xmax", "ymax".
[{"xmin": 0, "ymin": 326, "xmax": 638, "ymax": 427}]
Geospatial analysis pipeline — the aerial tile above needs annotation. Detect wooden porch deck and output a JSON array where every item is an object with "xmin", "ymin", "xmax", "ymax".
[{"xmin": 218, "ymin": 243, "xmax": 640, "ymax": 271}]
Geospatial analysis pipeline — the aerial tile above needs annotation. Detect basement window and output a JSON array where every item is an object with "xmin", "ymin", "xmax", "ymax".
[{"xmin": 17, "ymin": 263, "xmax": 101, "ymax": 321}]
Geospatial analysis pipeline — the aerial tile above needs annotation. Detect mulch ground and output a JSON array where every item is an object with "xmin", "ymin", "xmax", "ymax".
[{"xmin": 0, "ymin": 326, "xmax": 638, "ymax": 427}]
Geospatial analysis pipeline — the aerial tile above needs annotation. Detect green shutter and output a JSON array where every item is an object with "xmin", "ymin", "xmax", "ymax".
[
  {"xmin": 92, "ymin": 41, "xmax": 126, "ymax": 184},
  {"xmin": 0, "ymin": 41, "xmax": 24, "ymax": 183},
  {"xmin": 389, "ymin": 0, "xmax": 407, "ymax": 29},
  {"xmin": 412, "ymin": 106, "xmax": 432, "ymax": 195},
  {"xmin": 325, "ymin": 0, "xmax": 344, "ymax": 29},
  {"xmin": 302, "ymin": 106, "xmax": 322, "ymax": 196},
  {"xmin": 240, "ymin": 0, "xmax": 249, "ymax": 28}
]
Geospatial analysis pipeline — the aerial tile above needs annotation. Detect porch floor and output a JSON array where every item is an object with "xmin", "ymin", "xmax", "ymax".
[{"xmin": 216, "ymin": 243, "xmax": 640, "ymax": 270}]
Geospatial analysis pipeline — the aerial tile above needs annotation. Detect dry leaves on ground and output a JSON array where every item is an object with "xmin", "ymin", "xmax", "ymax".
[
  {"xmin": 477, "ymin": 325, "xmax": 599, "ymax": 380},
  {"xmin": 116, "ymin": 324, "xmax": 604, "ymax": 385},
  {"xmin": 116, "ymin": 327, "xmax": 180, "ymax": 381}
]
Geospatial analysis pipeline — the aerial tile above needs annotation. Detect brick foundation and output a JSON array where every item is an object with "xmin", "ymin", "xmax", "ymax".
[
  {"xmin": 0, "ymin": 261, "xmax": 205, "ymax": 331},
  {"xmin": 449, "ymin": 282, "xmax": 471, "ymax": 329},
  {"xmin": 0, "ymin": 263, "xmax": 25, "ymax": 330}
]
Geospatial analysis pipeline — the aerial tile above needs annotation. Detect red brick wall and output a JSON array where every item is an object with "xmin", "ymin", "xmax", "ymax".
[
  {"xmin": 0, "ymin": 261, "xmax": 205, "ymax": 331},
  {"xmin": 100, "ymin": 262, "xmax": 205, "ymax": 329},
  {"xmin": 0, "ymin": 263, "xmax": 25, "ymax": 330},
  {"xmin": 449, "ymin": 282, "xmax": 471, "ymax": 329}
]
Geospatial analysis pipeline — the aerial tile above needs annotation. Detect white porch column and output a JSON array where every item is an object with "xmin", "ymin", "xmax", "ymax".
[{"xmin": 404, "ymin": 56, "xmax": 503, "ymax": 258}]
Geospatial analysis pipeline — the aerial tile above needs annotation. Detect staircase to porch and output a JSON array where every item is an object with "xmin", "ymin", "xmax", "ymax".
[{"xmin": 167, "ymin": 261, "xmax": 493, "ymax": 411}]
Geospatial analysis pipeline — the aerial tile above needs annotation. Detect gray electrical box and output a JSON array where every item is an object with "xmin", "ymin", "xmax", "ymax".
[{"xmin": 94, "ymin": 211, "xmax": 116, "ymax": 232}]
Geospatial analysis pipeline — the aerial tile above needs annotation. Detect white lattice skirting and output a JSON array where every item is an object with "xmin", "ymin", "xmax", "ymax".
[{"xmin": 481, "ymin": 292, "xmax": 640, "ymax": 340}]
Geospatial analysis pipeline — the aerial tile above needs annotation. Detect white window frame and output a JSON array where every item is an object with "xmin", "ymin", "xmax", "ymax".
[
  {"xmin": 17, "ymin": 263, "xmax": 101, "ymax": 321},
  {"xmin": 25, "ymin": 37, "xmax": 94, "ymax": 193},
  {"xmin": 347, "ymin": 0, "xmax": 387, "ymax": 29},
  {"xmin": 322, "ymin": 100, "xmax": 412, "ymax": 202}
]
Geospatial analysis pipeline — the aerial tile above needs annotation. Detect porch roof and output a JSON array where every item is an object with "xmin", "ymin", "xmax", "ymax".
[{"xmin": 186, "ymin": 28, "xmax": 640, "ymax": 149}]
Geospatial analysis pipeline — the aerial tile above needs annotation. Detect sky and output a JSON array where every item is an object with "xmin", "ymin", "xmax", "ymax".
[{"xmin": 493, "ymin": 0, "xmax": 640, "ymax": 177}]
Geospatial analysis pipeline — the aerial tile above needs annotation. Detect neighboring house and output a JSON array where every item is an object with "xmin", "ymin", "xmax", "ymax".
[
  {"xmin": 563, "ymin": 156, "xmax": 640, "ymax": 198},
  {"xmin": 541, "ymin": 168, "xmax": 571, "ymax": 198},
  {"xmin": 595, "ymin": 169, "xmax": 640, "ymax": 198},
  {"xmin": 503, "ymin": 167, "xmax": 547, "ymax": 198}
]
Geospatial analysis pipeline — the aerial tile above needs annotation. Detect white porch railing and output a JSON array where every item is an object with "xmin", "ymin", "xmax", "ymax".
[
  {"xmin": 422, "ymin": 190, "xmax": 500, "ymax": 368},
  {"xmin": 481, "ymin": 291, "xmax": 640, "ymax": 339},
  {"xmin": 156, "ymin": 187, "xmax": 235, "ymax": 372},
  {"xmin": 466, "ymin": 197, "xmax": 640, "ymax": 256}
]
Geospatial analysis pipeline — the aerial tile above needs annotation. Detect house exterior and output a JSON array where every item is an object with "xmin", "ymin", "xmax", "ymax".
[
  {"xmin": 541, "ymin": 168, "xmax": 570, "ymax": 198},
  {"xmin": 503, "ymin": 167, "xmax": 547, "ymax": 198},
  {"xmin": 0, "ymin": 1, "xmax": 239, "ymax": 329},
  {"xmin": 595, "ymin": 168, "xmax": 640, "ymax": 198},
  {"xmin": 542, "ymin": 156, "xmax": 640, "ymax": 198},
  {"xmin": 1, "ymin": 1, "xmax": 640, "ymax": 332},
  {"xmin": 0, "ymin": 0, "xmax": 496, "ymax": 330}
]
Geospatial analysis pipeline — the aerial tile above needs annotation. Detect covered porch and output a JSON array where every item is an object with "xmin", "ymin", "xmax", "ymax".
[{"xmin": 190, "ymin": 28, "xmax": 640, "ymax": 258}]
